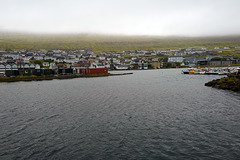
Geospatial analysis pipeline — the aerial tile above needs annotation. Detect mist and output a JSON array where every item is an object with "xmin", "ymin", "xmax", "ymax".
[{"xmin": 0, "ymin": 0, "xmax": 240, "ymax": 36}]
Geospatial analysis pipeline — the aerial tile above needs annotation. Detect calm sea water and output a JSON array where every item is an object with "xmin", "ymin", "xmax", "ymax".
[{"xmin": 0, "ymin": 69, "xmax": 240, "ymax": 160}]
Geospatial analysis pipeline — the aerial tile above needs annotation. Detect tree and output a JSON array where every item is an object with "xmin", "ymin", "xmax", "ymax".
[
  {"xmin": 163, "ymin": 57, "xmax": 168, "ymax": 62},
  {"xmin": 163, "ymin": 62, "xmax": 172, "ymax": 68}
]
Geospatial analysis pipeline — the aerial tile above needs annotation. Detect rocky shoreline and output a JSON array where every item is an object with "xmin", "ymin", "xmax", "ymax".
[
  {"xmin": 0, "ymin": 73, "xmax": 133, "ymax": 82},
  {"xmin": 205, "ymin": 74, "xmax": 240, "ymax": 92}
]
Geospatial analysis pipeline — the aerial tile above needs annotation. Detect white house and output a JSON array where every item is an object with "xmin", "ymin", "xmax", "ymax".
[
  {"xmin": 98, "ymin": 57, "xmax": 106, "ymax": 60},
  {"xmin": 168, "ymin": 56, "xmax": 184, "ymax": 63}
]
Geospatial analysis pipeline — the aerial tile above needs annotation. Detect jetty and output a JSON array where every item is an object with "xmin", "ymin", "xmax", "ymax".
[{"xmin": 0, "ymin": 72, "xmax": 133, "ymax": 83}]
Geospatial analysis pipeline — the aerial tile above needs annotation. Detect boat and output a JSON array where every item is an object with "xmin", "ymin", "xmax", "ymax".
[
  {"xmin": 182, "ymin": 68, "xmax": 203, "ymax": 74},
  {"xmin": 182, "ymin": 67, "xmax": 239, "ymax": 75}
]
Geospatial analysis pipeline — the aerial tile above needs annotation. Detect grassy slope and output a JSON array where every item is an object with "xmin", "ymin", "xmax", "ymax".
[
  {"xmin": 205, "ymin": 74, "xmax": 240, "ymax": 92},
  {"xmin": 1, "ymin": 32, "xmax": 240, "ymax": 53}
]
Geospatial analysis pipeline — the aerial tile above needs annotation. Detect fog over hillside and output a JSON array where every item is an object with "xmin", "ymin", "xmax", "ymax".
[{"xmin": 1, "ymin": 32, "xmax": 240, "ymax": 52}]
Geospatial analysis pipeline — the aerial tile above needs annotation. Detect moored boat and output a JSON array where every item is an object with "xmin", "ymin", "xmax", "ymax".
[{"xmin": 182, "ymin": 67, "xmax": 239, "ymax": 75}]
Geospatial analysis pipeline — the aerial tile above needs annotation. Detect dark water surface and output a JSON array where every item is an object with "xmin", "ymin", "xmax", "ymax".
[{"xmin": 0, "ymin": 69, "xmax": 240, "ymax": 160}]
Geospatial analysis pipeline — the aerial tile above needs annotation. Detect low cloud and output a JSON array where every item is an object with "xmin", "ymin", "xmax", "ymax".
[{"xmin": 0, "ymin": 0, "xmax": 240, "ymax": 36}]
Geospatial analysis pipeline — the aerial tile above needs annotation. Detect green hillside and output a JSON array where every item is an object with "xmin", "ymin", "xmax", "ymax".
[{"xmin": 1, "ymin": 32, "xmax": 240, "ymax": 52}]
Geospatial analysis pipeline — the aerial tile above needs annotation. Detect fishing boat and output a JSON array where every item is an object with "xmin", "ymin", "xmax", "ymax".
[
  {"xmin": 182, "ymin": 68, "xmax": 203, "ymax": 74},
  {"xmin": 182, "ymin": 67, "xmax": 239, "ymax": 75}
]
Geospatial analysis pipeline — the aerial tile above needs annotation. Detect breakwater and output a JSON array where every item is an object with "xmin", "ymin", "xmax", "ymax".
[{"xmin": 0, "ymin": 73, "xmax": 133, "ymax": 82}]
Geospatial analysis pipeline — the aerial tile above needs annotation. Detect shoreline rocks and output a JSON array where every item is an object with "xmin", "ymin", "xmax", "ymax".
[{"xmin": 205, "ymin": 74, "xmax": 240, "ymax": 92}]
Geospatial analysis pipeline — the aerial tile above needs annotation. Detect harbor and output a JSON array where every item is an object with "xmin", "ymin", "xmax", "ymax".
[
  {"xmin": 1, "ymin": 0, "xmax": 240, "ymax": 159},
  {"xmin": 182, "ymin": 67, "xmax": 240, "ymax": 75}
]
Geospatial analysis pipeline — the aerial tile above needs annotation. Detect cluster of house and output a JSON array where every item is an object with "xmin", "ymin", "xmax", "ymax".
[
  {"xmin": 169, "ymin": 55, "xmax": 240, "ymax": 67},
  {"xmin": 0, "ymin": 62, "xmax": 109, "ymax": 77},
  {"xmin": 0, "ymin": 46, "xmax": 240, "ymax": 76}
]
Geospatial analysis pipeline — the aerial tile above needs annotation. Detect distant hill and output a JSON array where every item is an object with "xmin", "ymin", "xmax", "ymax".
[{"xmin": 1, "ymin": 32, "xmax": 240, "ymax": 52}]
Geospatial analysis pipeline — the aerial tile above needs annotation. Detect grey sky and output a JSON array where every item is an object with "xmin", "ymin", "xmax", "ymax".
[{"xmin": 0, "ymin": 0, "xmax": 240, "ymax": 36}]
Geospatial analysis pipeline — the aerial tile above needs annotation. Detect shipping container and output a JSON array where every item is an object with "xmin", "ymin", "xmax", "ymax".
[
  {"xmin": 5, "ymin": 70, "xmax": 20, "ymax": 77},
  {"xmin": 33, "ymin": 69, "xmax": 42, "ymax": 76},
  {"xmin": 43, "ymin": 69, "xmax": 54, "ymax": 75},
  {"xmin": 24, "ymin": 69, "xmax": 32, "ymax": 76},
  {"xmin": 58, "ymin": 68, "xmax": 73, "ymax": 74},
  {"xmin": 87, "ymin": 68, "xmax": 108, "ymax": 74},
  {"xmin": 76, "ymin": 68, "xmax": 108, "ymax": 74}
]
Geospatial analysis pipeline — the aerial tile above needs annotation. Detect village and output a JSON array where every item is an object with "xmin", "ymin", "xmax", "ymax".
[{"xmin": 0, "ymin": 46, "xmax": 240, "ymax": 77}]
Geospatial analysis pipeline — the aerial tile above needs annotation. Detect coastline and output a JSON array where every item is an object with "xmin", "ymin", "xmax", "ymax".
[
  {"xmin": 0, "ymin": 73, "xmax": 133, "ymax": 83},
  {"xmin": 205, "ymin": 74, "xmax": 240, "ymax": 92}
]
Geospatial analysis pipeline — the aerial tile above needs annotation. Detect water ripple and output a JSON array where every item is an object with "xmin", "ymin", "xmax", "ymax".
[{"xmin": 0, "ymin": 69, "xmax": 240, "ymax": 159}]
